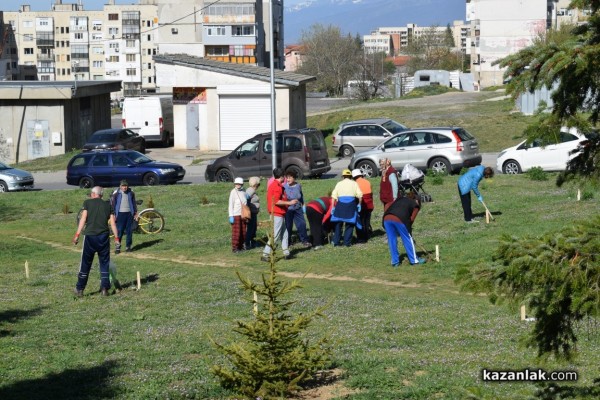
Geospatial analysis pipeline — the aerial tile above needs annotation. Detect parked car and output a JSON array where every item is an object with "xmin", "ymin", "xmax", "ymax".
[
  {"xmin": 67, "ymin": 150, "xmax": 185, "ymax": 188},
  {"xmin": 205, "ymin": 128, "xmax": 331, "ymax": 182},
  {"xmin": 82, "ymin": 128, "xmax": 146, "ymax": 153},
  {"xmin": 332, "ymin": 118, "xmax": 408, "ymax": 157},
  {"xmin": 0, "ymin": 161, "xmax": 34, "ymax": 192},
  {"xmin": 348, "ymin": 127, "xmax": 482, "ymax": 178},
  {"xmin": 496, "ymin": 128, "xmax": 589, "ymax": 174}
]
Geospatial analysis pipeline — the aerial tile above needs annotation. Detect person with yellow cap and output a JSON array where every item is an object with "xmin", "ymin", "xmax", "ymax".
[{"xmin": 330, "ymin": 169, "xmax": 362, "ymax": 247}]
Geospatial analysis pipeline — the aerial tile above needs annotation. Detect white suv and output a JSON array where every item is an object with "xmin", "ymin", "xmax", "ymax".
[{"xmin": 347, "ymin": 127, "xmax": 482, "ymax": 178}]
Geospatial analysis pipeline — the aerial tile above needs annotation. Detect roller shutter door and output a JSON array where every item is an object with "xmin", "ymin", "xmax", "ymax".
[{"xmin": 219, "ymin": 95, "xmax": 271, "ymax": 150}]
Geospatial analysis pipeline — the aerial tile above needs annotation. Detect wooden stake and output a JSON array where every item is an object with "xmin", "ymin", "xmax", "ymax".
[
  {"xmin": 25, "ymin": 261, "xmax": 29, "ymax": 279},
  {"xmin": 136, "ymin": 271, "xmax": 141, "ymax": 290},
  {"xmin": 520, "ymin": 305, "xmax": 526, "ymax": 321},
  {"xmin": 253, "ymin": 291, "xmax": 258, "ymax": 315},
  {"xmin": 485, "ymin": 210, "xmax": 490, "ymax": 224},
  {"xmin": 435, "ymin": 245, "xmax": 440, "ymax": 262},
  {"xmin": 577, "ymin": 189, "xmax": 581, "ymax": 201}
]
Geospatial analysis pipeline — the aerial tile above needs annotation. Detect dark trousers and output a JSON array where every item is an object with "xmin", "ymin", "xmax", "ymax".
[
  {"xmin": 356, "ymin": 208, "xmax": 372, "ymax": 242},
  {"xmin": 76, "ymin": 233, "xmax": 111, "ymax": 291},
  {"xmin": 306, "ymin": 208, "xmax": 326, "ymax": 246},
  {"xmin": 116, "ymin": 212, "xmax": 134, "ymax": 249},
  {"xmin": 333, "ymin": 222, "xmax": 355, "ymax": 247},
  {"xmin": 458, "ymin": 185, "xmax": 473, "ymax": 221},
  {"xmin": 285, "ymin": 207, "xmax": 309, "ymax": 243},
  {"xmin": 245, "ymin": 213, "xmax": 258, "ymax": 249}
]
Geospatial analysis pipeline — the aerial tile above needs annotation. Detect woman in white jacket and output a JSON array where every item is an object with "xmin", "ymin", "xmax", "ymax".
[{"xmin": 228, "ymin": 177, "xmax": 247, "ymax": 252}]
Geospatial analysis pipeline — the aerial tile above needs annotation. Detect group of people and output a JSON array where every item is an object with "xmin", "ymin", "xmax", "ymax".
[{"xmin": 72, "ymin": 160, "xmax": 494, "ymax": 296}]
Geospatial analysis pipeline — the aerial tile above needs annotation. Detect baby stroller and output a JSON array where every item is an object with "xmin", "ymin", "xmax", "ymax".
[{"xmin": 398, "ymin": 164, "xmax": 432, "ymax": 203}]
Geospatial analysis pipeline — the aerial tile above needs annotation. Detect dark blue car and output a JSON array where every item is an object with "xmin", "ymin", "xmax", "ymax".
[{"xmin": 67, "ymin": 150, "xmax": 185, "ymax": 188}]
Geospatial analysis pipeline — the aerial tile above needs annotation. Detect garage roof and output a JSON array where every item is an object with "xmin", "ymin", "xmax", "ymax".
[
  {"xmin": 0, "ymin": 80, "xmax": 122, "ymax": 99},
  {"xmin": 154, "ymin": 54, "xmax": 316, "ymax": 87}
]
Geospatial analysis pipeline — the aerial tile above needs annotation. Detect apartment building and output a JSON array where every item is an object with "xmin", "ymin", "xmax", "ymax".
[
  {"xmin": 365, "ymin": 22, "xmax": 469, "ymax": 56},
  {"xmin": 466, "ymin": 0, "xmax": 588, "ymax": 89},
  {"xmin": 3, "ymin": 0, "xmax": 284, "ymax": 97},
  {"xmin": 0, "ymin": 12, "xmax": 19, "ymax": 81}
]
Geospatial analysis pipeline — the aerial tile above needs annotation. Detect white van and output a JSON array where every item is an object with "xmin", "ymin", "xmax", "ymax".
[{"xmin": 122, "ymin": 96, "xmax": 174, "ymax": 146}]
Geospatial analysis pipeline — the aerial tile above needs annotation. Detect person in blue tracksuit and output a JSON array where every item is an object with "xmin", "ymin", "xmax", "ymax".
[
  {"xmin": 111, "ymin": 179, "xmax": 138, "ymax": 253},
  {"xmin": 457, "ymin": 165, "xmax": 494, "ymax": 222},
  {"xmin": 383, "ymin": 191, "xmax": 424, "ymax": 267}
]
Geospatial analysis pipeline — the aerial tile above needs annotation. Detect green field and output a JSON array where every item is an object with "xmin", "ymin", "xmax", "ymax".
[{"xmin": 1, "ymin": 171, "xmax": 599, "ymax": 399}]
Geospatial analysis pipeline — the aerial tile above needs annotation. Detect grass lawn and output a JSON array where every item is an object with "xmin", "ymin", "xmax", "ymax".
[{"xmin": 1, "ymin": 172, "xmax": 599, "ymax": 399}]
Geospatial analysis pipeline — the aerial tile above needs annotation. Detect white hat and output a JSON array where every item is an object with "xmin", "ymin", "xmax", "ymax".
[
  {"xmin": 234, "ymin": 177, "xmax": 244, "ymax": 184},
  {"xmin": 351, "ymin": 169, "xmax": 362, "ymax": 178}
]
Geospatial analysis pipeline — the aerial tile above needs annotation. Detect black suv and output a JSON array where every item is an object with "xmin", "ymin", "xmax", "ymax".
[{"xmin": 205, "ymin": 128, "xmax": 331, "ymax": 182}]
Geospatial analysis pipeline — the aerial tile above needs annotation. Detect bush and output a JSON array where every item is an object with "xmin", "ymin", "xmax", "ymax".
[
  {"xmin": 526, "ymin": 166, "xmax": 548, "ymax": 181},
  {"xmin": 425, "ymin": 169, "xmax": 445, "ymax": 185}
]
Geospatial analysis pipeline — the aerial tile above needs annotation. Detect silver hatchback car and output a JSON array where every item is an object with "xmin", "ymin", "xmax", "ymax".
[
  {"xmin": 332, "ymin": 118, "xmax": 408, "ymax": 157},
  {"xmin": 347, "ymin": 127, "xmax": 482, "ymax": 177},
  {"xmin": 0, "ymin": 161, "xmax": 35, "ymax": 192}
]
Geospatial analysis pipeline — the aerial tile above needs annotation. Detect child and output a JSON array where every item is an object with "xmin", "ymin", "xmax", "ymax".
[
  {"xmin": 244, "ymin": 176, "xmax": 261, "ymax": 249},
  {"xmin": 283, "ymin": 170, "xmax": 311, "ymax": 247}
]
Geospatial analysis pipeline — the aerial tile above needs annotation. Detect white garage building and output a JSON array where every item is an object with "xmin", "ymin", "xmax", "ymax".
[{"xmin": 153, "ymin": 54, "xmax": 316, "ymax": 151}]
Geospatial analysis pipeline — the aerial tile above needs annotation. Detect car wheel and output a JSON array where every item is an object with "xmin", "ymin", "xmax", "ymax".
[
  {"xmin": 340, "ymin": 145, "xmax": 354, "ymax": 158},
  {"xmin": 503, "ymin": 160, "xmax": 522, "ymax": 174},
  {"xmin": 143, "ymin": 172, "xmax": 160, "ymax": 186},
  {"xmin": 216, "ymin": 168, "xmax": 233, "ymax": 182},
  {"xmin": 356, "ymin": 160, "xmax": 377, "ymax": 178},
  {"xmin": 0, "ymin": 180, "xmax": 8, "ymax": 192},
  {"xmin": 79, "ymin": 177, "xmax": 94, "ymax": 189},
  {"xmin": 285, "ymin": 165, "xmax": 303, "ymax": 179},
  {"xmin": 429, "ymin": 157, "xmax": 451, "ymax": 175}
]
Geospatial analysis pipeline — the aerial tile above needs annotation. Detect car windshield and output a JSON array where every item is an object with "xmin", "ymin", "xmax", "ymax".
[
  {"xmin": 0, "ymin": 162, "xmax": 11, "ymax": 170},
  {"xmin": 382, "ymin": 120, "xmax": 408, "ymax": 134},
  {"xmin": 127, "ymin": 152, "xmax": 153, "ymax": 164},
  {"xmin": 88, "ymin": 133, "xmax": 117, "ymax": 143}
]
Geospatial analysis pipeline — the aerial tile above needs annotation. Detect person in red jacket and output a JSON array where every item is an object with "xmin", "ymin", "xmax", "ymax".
[
  {"xmin": 379, "ymin": 158, "xmax": 399, "ymax": 208},
  {"xmin": 352, "ymin": 169, "xmax": 374, "ymax": 243},
  {"xmin": 305, "ymin": 196, "xmax": 333, "ymax": 250},
  {"xmin": 261, "ymin": 168, "xmax": 298, "ymax": 261}
]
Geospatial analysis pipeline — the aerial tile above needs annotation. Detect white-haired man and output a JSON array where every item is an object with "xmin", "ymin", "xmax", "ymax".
[{"xmin": 72, "ymin": 186, "xmax": 120, "ymax": 297}]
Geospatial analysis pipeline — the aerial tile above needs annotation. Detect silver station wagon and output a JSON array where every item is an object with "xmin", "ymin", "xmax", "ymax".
[{"xmin": 348, "ymin": 127, "xmax": 482, "ymax": 178}]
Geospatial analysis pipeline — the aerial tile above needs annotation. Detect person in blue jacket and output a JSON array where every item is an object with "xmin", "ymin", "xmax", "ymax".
[
  {"xmin": 457, "ymin": 166, "xmax": 494, "ymax": 222},
  {"xmin": 110, "ymin": 180, "xmax": 138, "ymax": 252}
]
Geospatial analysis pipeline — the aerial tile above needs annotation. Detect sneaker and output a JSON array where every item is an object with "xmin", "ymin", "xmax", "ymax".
[
  {"xmin": 312, "ymin": 246, "xmax": 323, "ymax": 251},
  {"xmin": 115, "ymin": 248, "xmax": 121, "ymax": 255},
  {"xmin": 283, "ymin": 253, "xmax": 293, "ymax": 260},
  {"xmin": 125, "ymin": 247, "xmax": 132, "ymax": 253},
  {"xmin": 392, "ymin": 263, "xmax": 400, "ymax": 268},
  {"xmin": 100, "ymin": 288, "xmax": 109, "ymax": 296},
  {"xmin": 413, "ymin": 257, "xmax": 427, "ymax": 265},
  {"xmin": 261, "ymin": 255, "xmax": 270, "ymax": 262},
  {"xmin": 302, "ymin": 242, "xmax": 312, "ymax": 248},
  {"xmin": 74, "ymin": 288, "xmax": 84, "ymax": 298},
  {"xmin": 466, "ymin": 219, "xmax": 479, "ymax": 223}
]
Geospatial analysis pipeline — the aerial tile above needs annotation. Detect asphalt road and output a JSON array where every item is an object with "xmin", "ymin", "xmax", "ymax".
[{"xmin": 32, "ymin": 92, "xmax": 499, "ymax": 191}]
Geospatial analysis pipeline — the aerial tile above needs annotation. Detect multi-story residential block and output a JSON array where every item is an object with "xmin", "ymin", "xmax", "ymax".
[
  {"xmin": 365, "ymin": 22, "xmax": 469, "ymax": 56},
  {"xmin": 3, "ymin": 0, "xmax": 284, "ymax": 97},
  {"xmin": 0, "ymin": 12, "xmax": 19, "ymax": 81},
  {"xmin": 466, "ymin": 0, "xmax": 586, "ymax": 89}
]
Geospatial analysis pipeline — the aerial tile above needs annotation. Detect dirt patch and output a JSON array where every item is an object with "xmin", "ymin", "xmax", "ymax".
[{"xmin": 290, "ymin": 369, "xmax": 360, "ymax": 400}]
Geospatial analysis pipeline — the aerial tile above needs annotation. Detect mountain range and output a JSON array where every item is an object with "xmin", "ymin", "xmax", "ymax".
[{"xmin": 283, "ymin": 0, "xmax": 466, "ymax": 44}]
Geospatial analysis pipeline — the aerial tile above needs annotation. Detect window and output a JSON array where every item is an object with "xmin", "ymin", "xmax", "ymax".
[
  {"xmin": 126, "ymin": 40, "xmax": 135, "ymax": 48},
  {"xmin": 23, "ymin": 20, "xmax": 33, "ymax": 28},
  {"xmin": 368, "ymin": 126, "xmax": 386, "ymax": 137},
  {"xmin": 147, "ymin": 34, "xmax": 151, "ymax": 41},
  {"xmin": 126, "ymin": 54, "xmax": 135, "ymax": 62},
  {"xmin": 108, "ymin": 13, "xmax": 119, "ymax": 21},
  {"xmin": 74, "ymin": 32, "xmax": 83, "ymax": 40},
  {"xmin": 171, "ymin": 28, "xmax": 178, "ymax": 35},
  {"xmin": 236, "ymin": 139, "xmax": 259, "ymax": 157},
  {"xmin": 92, "ymin": 33, "xmax": 102, "ymax": 40},
  {"xmin": 148, "ymin": 77, "xmax": 152, "ymax": 83},
  {"xmin": 283, "ymin": 137, "xmax": 302, "ymax": 152},
  {"xmin": 433, "ymin": 133, "xmax": 452, "ymax": 144},
  {"xmin": 109, "ymin": 27, "xmax": 119, "ymax": 35},
  {"xmin": 92, "ymin": 154, "xmax": 109, "ymax": 167},
  {"xmin": 112, "ymin": 154, "xmax": 130, "ymax": 167},
  {"xmin": 24, "ymin": 34, "xmax": 33, "ymax": 41},
  {"xmin": 207, "ymin": 26, "xmax": 226, "ymax": 36},
  {"xmin": 147, "ymin": 63, "xmax": 152, "ymax": 69},
  {"xmin": 93, "ymin": 61, "xmax": 103, "ymax": 68},
  {"xmin": 108, "ymin": 56, "xmax": 119, "ymax": 62},
  {"xmin": 24, "ymin": 48, "xmax": 34, "ymax": 55},
  {"xmin": 232, "ymin": 25, "xmax": 255, "ymax": 36},
  {"xmin": 126, "ymin": 68, "xmax": 136, "ymax": 76},
  {"xmin": 206, "ymin": 46, "xmax": 228, "ymax": 56}
]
